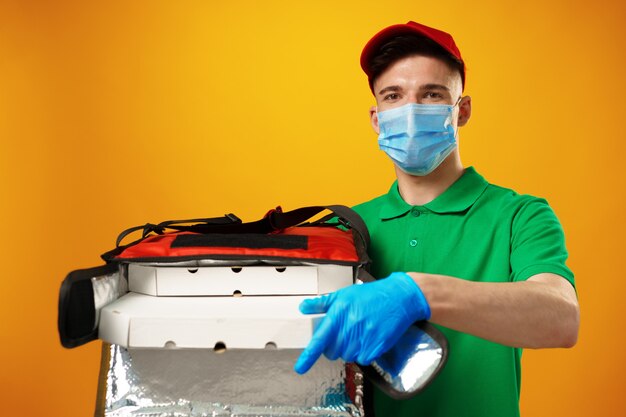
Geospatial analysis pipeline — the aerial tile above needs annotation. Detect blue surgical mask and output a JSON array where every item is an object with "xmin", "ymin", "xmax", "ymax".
[{"xmin": 377, "ymin": 101, "xmax": 459, "ymax": 176}]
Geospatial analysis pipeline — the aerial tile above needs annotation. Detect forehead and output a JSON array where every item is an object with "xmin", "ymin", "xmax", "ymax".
[{"xmin": 372, "ymin": 55, "xmax": 462, "ymax": 95}]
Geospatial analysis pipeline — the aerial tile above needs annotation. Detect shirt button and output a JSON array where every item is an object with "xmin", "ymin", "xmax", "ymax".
[
  {"xmin": 409, "ymin": 239, "xmax": 418, "ymax": 247},
  {"xmin": 411, "ymin": 209, "xmax": 421, "ymax": 217}
]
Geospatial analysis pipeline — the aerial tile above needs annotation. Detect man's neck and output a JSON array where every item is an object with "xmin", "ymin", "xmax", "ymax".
[{"xmin": 395, "ymin": 154, "xmax": 465, "ymax": 206}]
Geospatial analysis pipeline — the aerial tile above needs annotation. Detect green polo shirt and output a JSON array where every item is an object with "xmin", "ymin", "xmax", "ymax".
[{"xmin": 352, "ymin": 167, "xmax": 574, "ymax": 417}]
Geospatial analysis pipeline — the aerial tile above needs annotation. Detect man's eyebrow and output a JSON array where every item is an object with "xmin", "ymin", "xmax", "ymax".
[
  {"xmin": 377, "ymin": 84, "xmax": 451, "ymax": 96},
  {"xmin": 377, "ymin": 85, "xmax": 402, "ymax": 96},
  {"xmin": 421, "ymin": 84, "xmax": 450, "ymax": 92}
]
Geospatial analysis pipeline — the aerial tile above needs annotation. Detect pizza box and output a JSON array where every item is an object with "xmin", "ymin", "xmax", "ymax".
[
  {"xmin": 128, "ymin": 264, "xmax": 352, "ymax": 296},
  {"xmin": 98, "ymin": 292, "xmax": 324, "ymax": 349}
]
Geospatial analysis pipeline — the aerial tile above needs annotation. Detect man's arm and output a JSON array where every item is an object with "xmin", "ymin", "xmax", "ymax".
[
  {"xmin": 295, "ymin": 271, "xmax": 579, "ymax": 373},
  {"xmin": 411, "ymin": 272, "xmax": 579, "ymax": 348}
]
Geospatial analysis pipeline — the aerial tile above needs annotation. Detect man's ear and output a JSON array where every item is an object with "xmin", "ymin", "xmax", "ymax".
[
  {"xmin": 457, "ymin": 96, "xmax": 472, "ymax": 127},
  {"xmin": 369, "ymin": 106, "xmax": 380, "ymax": 134}
]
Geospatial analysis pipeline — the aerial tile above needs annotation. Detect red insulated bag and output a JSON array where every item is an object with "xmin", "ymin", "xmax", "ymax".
[
  {"xmin": 59, "ymin": 205, "xmax": 372, "ymax": 349},
  {"xmin": 104, "ymin": 206, "xmax": 369, "ymax": 267}
]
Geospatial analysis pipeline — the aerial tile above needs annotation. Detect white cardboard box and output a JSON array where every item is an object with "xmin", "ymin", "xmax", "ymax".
[
  {"xmin": 99, "ymin": 292, "xmax": 324, "ymax": 349},
  {"xmin": 128, "ymin": 264, "xmax": 352, "ymax": 296}
]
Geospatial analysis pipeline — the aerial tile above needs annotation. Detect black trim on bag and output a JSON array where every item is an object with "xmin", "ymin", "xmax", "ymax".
[
  {"xmin": 171, "ymin": 233, "xmax": 308, "ymax": 250},
  {"xmin": 58, "ymin": 263, "xmax": 118, "ymax": 349}
]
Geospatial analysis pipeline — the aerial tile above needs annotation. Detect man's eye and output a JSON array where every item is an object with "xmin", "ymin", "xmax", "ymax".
[
  {"xmin": 424, "ymin": 92, "xmax": 443, "ymax": 99},
  {"xmin": 384, "ymin": 93, "xmax": 400, "ymax": 101}
]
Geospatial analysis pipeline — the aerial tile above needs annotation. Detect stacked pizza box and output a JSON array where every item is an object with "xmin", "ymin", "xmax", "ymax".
[{"xmin": 99, "ymin": 264, "xmax": 354, "ymax": 350}]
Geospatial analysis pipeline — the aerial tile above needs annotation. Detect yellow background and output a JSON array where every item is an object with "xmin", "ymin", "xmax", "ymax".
[{"xmin": 1, "ymin": 0, "xmax": 624, "ymax": 415}]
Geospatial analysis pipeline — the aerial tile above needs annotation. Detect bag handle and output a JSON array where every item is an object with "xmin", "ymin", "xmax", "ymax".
[
  {"xmin": 114, "ymin": 214, "xmax": 242, "ymax": 247},
  {"xmin": 104, "ymin": 205, "xmax": 370, "ymax": 263},
  {"xmin": 269, "ymin": 205, "xmax": 370, "ymax": 252}
]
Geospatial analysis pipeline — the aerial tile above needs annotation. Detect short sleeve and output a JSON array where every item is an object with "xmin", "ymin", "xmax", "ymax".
[{"xmin": 510, "ymin": 198, "xmax": 575, "ymax": 287}]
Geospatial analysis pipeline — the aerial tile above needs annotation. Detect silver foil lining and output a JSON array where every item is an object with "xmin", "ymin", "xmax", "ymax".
[
  {"xmin": 92, "ymin": 269, "xmax": 127, "ymax": 326},
  {"xmin": 99, "ymin": 344, "xmax": 363, "ymax": 417},
  {"xmin": 371, "ymin": 324, "xmax": 444, "ymax": 394}
]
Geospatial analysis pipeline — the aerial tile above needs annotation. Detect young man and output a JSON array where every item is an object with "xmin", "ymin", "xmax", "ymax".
[{"xmin": 295, "ymin": 21, "xmax": 579, "ymax": 416}]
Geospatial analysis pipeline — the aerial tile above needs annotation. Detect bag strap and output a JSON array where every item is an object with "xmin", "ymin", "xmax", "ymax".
[
  {"xmin": 268, "ymin": 205, "xmax": 371, "ymax": 268},
  {"xmin": 103, "ymin": 205, "xmax": 371, "ymax": 263},
  {"xmin": 267, "ymin": 205, "xmax": 370, "ymax": 250},
  {"xmin": 114, "ymin": 214, "xmax": 242, "ymax": 248}
]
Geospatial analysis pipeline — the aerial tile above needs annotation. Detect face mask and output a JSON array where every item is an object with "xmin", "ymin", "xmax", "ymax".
[{"xmin": 377, "ymin": 101, "xmax": 459, "ymax": 176}]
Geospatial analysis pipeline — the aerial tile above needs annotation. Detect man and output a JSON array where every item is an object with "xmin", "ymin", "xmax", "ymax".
[{"xmin": 294, "ymin": 21, "xmax": 579, "ymax": 416}]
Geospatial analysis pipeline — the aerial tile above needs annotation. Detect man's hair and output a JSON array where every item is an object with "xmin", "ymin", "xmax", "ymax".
[{"xmin": 367, "ymin": 34, "xmax": 465, "ymax": 92}]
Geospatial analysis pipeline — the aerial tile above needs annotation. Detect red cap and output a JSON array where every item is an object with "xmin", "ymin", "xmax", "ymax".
[{"xmin": 360, "ymin": 21, "xmax": 465, "ymax": 90}]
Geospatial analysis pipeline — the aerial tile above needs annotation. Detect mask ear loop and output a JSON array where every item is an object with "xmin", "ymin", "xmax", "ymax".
[{"xmin": 450, "ymin": 96, "xmax": 463, "ymax": 140}]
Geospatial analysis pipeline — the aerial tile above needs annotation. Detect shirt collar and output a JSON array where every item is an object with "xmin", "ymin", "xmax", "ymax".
[{"xmin": 379, "ymin": 167, "xmax": 489, "ymax": 219}]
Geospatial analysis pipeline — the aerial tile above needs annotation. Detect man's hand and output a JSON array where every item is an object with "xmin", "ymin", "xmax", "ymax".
[{"xmin": 294, "ymin": 272, "xmax": 431, "ymax": 374}]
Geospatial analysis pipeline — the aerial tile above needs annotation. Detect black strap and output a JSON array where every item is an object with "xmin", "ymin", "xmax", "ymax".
[
  {"xmin": 105, "ymin": 205, "xmax": 371, "ymax": 263},
  {"xmin": 157, "ymin": 214, "xmax": 241, "ymax": 229},
  {"xmin": 115, "ymin": 214, "xmax": 242, "ymax": 247},
  {"xmin": 264, "ymin": 205, "xmax": 370, "ymax": 250}
]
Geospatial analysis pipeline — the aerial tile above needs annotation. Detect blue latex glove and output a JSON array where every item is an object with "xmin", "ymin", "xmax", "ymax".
[{"xmin": 294, "ymin": 272, "xmax": 431, "ymax": 374}]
